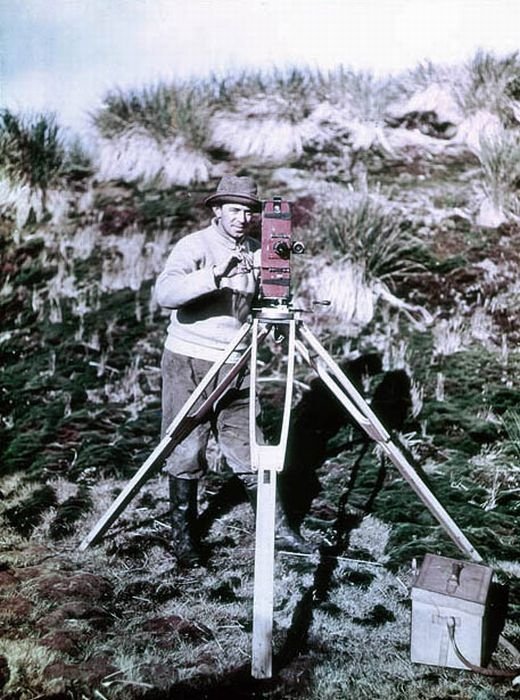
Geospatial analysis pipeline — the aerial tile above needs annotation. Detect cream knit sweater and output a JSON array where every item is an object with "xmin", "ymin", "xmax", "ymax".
[{"xmin": 155, "ymin": 220, "xmax": 260, "ymax": 362}]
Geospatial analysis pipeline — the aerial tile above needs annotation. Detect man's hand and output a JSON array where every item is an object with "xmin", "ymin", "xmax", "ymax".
[{"xmin": 213, "ymin": 253, "xmax": 243, "ymax": 285}]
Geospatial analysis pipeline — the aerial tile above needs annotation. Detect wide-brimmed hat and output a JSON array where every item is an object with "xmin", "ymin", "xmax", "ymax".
[{"xmin": 204, "ymin": 175, "xmax": 262, "ymax": 211}]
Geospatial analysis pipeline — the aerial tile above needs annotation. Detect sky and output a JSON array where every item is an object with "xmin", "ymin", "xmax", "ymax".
[{"xmin": 0, "ymin": 0, "xmax": 518, "ymax": 133}]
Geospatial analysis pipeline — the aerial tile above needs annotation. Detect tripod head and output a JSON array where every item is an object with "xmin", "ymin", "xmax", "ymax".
[{"xmin": 258, "ymin": 197, "xmax": 305, "ymax": 314}]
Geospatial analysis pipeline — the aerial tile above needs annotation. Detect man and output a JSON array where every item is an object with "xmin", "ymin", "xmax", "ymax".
[{"xmin": 155, "ymin": 175, "xmax": 310, "ymax": 564}]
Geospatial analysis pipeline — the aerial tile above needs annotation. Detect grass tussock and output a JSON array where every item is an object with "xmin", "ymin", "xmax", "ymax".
[
  {"xmin": 93, "ymin": 81, "xmax": 215, "ymax": 185},
  {"xmin": 295, "ymin": 190, "xmax": 429, "ymax": 334},
  {"xmin": 93, "ymin": 82, "xmax": 213, "ymax": 148},
  {"xmin": 477, "ymin": 129, "xmax": 520, "ymax": 223},
  {"xmin": 305, "ymin": 192, "xmax": 424, "ymax": 282},
  {"xmin": 0, "ymin": 110, "xmax": 65, "ymax": 197},
  {"xmin": 458, "ymin": 50, "xmax": 520, "ymax": 123},
  {"xmin": 0, "ymin": 639, "xmax": 59, "ymax": 699},
  {"xmin": 0, "ymin": 110, "xmax": 93, "ymax": 228},
  {"xmin": 96, "ymin": 127, "xmax": 213, "ymax": 186}
]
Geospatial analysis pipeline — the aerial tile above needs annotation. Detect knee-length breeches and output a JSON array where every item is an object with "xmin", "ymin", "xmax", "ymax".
[{"xmin": 161, "ymin": 348, "xmax": 254, "ymax": 479}]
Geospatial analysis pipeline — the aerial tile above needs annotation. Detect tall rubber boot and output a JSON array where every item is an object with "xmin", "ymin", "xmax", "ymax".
[
  {"xmin": 169, "ymin": 476, "xmax": 200, "ymax": 565},
  {"xmin": 238, "ymin": 474, "xmax": 315, "ymax": 554}
]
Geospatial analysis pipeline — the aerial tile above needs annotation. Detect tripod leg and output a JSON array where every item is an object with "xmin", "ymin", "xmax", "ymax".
[
  {"xmin": 252, "ymin": 467, "xmax": 277, "ymax": 679},
  {"xmin": 249, "ymin": 318, "xmax": 296, "ymax": 471},
  {"xmin": 297, "ymin": 323, "xmax": 483, "ymax": 563},
  {"xmin": 78, "ymin": 323, "xmax": 256, "ymax": 551},
  {"xmin": 249, "ymin": 317, "xmax": 296, "ymax": 679}
]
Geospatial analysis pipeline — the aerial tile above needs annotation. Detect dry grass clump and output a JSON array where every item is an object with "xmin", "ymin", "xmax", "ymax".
[
  {"xmin": 457, "ymin": 50, "xmax": 520, "ymax": 124},
  {"xmin": 0, "ymin": 640, "xmax": 59, "ymax": 699},
  {"xmin": 57, "ymin": 223, "xmax": 99, "ymax": 260},
  {"xmin": 209, "ymin": 95, "xmax": 312, "ymax": 163},
  {"xmin": 96, "ymin": 126, "xmax": 212, "ymax": 186},
  {"xmin": 307, "ymin": 194, "xmax": 422, "ymax": 282},
  {"xmin": 93, "ymin": 82, "xmax": 214, "ymax": 185},
  {"xmin": 476, "ymin": 129, "xmax": 520, "ymax": 226},
  {"xmin": 295, "ymin": 190, "xmax": 429, "ymax": 335},
  {"xmin": 0, "ymin": 110, "xmax": 65, "ymax": 197},
  {"xmin": 469, "ymin": 410, "xmax": 520, "ymax": 511},
  {"xmin": 399, "ymin": 59, "xmax": 461, "ymax": 93},
  {"xmin": 27, "ymin": 223, "xmax": 170, "ymax": 344},
  {"xmin": 207, "ymin": 67, "xmax": 318, "ymax": 163},
  {"xmin": 387, "ymin": 52, "xmax": 520, "ymax": 170},
  {"xmin": 399, "ymin": 50, "xmax": 520, "ymax": 125},
  {"xmin": 0, "ymin": 474, "xmax": 44, "ymax": 512},
  {"xmin": 93, "ymin": 82, "xmax": 212, "ymax": 147},
  {"xmin": 432, "ymin": 314, "xmax": 473, "ymax": 359},
  {"xmin": 469, "ymin": 444, "xmax": 520, "ymax": 512},
  {"xmin": 432, "ymin": 298, "xmax": 513, "ymax": 362},
  {"xmin": 0, "ymin": 110, "xmax": 92, "ymax": 227},
  {"xmin": 321, "ymin": 66, "xmax": 400, "ymax": 121}
]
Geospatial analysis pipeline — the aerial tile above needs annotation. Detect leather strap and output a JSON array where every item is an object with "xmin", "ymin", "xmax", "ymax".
[{"xmin": 446, "ymin": 618, "xmax": 519, "ymax": 678}]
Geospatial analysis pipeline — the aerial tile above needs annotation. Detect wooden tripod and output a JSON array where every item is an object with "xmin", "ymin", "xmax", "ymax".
[{"xmin": 78, "ymin": 303, "xmax": 482, "ymax": 680}]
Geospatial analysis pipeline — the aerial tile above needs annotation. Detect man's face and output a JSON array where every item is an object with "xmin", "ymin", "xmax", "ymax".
[{"xmin": 214, "ymin": 203, "xmax": 253, "ymax": 239}]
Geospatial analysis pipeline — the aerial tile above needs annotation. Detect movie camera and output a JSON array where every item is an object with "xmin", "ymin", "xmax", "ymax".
[{"xmin": 258, "ymin": 196, "xmax": 305, "ymax": 305}]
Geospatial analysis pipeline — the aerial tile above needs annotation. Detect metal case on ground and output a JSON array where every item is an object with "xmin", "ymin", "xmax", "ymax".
[{"xmin": 410, "ymin": 553, "xmax": 503, "ymax": 670}]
